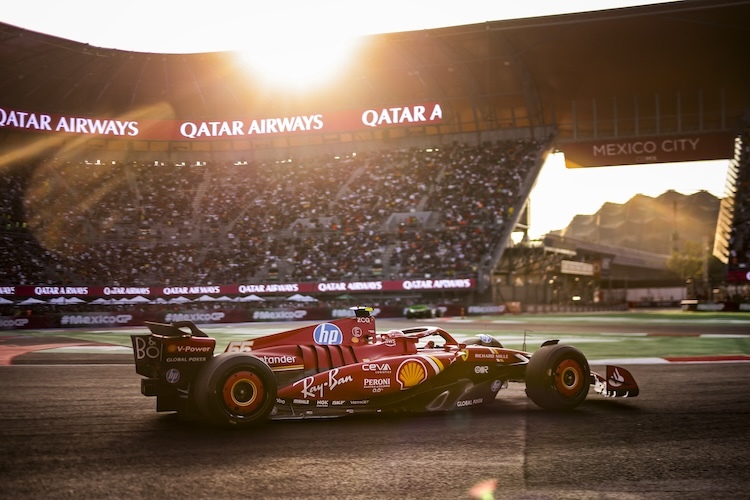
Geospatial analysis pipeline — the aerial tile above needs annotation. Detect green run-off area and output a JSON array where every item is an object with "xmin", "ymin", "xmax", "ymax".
[{"xmin": 5, "ymin": 310, "xmax": 750, "ymax": 362}]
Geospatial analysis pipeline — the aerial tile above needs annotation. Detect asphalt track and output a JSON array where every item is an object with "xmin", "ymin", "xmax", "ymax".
[{"xmin": 1, "ymin": 315, "xmax": 749, "ymax": 499}]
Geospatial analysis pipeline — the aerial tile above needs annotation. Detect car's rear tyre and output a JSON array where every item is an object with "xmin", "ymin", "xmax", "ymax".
[
  {"xmin": 525, "ymin": 344, "xmax": 590, "ymax": 410},
  {"xmin": 193, "ymin": 354, "xmax": 277, "ymax": 427}
]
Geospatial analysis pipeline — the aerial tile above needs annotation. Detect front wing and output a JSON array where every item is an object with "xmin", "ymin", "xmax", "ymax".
[{"xmin": 591, "ymin": 365, "xmax": 640, "ymax": 398}]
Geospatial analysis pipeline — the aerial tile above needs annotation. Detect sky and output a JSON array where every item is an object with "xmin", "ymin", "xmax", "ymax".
[
  {"xmin": 3, "ymin": 0, "xmax": 728, "ymax": 240},
  {"xmin": 2, "ymin": 1, "xmax": 679, "ymax": 54}
]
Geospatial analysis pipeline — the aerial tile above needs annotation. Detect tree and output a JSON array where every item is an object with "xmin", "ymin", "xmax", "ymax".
[
  {"xmin": 667, "ymin": 239, "xmax": 728, "ymax": 301},
  {"xmin": 667, "ymin": 240, "xmax": 705, "ymax": 281}
]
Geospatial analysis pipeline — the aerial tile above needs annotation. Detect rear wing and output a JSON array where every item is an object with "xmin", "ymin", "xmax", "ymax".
[{"xmin": 131, "ymin": 321, "xmax": 215, "ymax": 380}]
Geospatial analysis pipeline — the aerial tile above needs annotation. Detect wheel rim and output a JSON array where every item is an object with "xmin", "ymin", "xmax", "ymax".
[
  {"xmin": 222, "ymin": 370, "xmax": 264, "ymax": 416},
  {"xmin": 554, "ymin": 359, "xmax": 583, "ymax": 397}
]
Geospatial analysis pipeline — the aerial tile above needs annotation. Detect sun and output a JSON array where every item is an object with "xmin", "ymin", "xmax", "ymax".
[{"xmin": 234, "ymin": 31, "xmax": 362, "ymax": 91}]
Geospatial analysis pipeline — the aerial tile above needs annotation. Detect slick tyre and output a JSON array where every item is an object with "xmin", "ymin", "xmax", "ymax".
[
  {"xmin": 525, "ymin": 344, "xmax": 590, "ymax": 411},
  {"xmin": 193, "ymin": 354, "xmax": 277, "ymax": 427}
]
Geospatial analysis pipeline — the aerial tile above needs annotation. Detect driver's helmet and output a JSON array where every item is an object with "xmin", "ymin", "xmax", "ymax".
[
  {"xmin": 464, "ymin": 334, "xmax": 504, "ymax": 348},
  {"xmin": 382, "ymin": 329, "xmax": 405, "ymax": 340}
]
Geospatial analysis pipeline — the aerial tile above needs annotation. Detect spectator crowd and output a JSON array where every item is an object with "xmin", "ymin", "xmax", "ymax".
[{"xmin": 1, "ymin": 140, "xmax": 547, "ymax": 289}]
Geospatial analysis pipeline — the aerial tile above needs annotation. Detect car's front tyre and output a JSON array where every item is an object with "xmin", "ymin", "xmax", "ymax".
[{"xmin": 525, "ymin": 344, "xmax": 590, "ymax": 410}]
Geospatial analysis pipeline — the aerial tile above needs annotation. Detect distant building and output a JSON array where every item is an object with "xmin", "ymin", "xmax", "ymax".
[{"xmin": 555, "ymin": 190, "xmax": 719, "ymax": 255}]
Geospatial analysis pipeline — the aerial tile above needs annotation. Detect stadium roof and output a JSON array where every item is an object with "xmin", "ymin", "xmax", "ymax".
[{"xmin": 1, "ymin": 0, "xmax": 748, "ymax": 147}]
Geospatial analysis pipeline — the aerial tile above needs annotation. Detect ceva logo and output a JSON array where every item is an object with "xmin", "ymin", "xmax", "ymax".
[{"xmin": 313, "ymin": 323, "xmax": 343, "ymax": 345}]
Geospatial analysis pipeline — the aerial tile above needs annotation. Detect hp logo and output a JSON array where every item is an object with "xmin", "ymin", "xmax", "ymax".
[{"xmin": 313, "ymin": 323, "xmax": 343, "ymax": 345}]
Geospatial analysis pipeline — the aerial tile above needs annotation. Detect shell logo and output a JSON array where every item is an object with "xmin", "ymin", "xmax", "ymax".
[{"xmin": 396, "ymin": 359, "xmax": 427, "ymax": 389}]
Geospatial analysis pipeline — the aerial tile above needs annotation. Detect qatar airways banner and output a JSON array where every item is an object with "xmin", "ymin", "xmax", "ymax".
[
  {"xmin": 3, "ymin": 278, "xmax": 475, "ymax": 298},
  {"xmin": 0, "ymin": 102, "xmax": 443, "ymax": 141},
  {"xmin": 562, "ymin": 131, "xmax": 735, "ymax": 168}
]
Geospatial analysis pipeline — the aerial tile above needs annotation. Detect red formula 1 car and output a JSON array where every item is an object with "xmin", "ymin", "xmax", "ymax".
[{"xmin": 131, "ymin": 307, "xmax": 639, "ymax": 427}]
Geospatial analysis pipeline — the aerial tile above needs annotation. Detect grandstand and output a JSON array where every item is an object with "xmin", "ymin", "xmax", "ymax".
[
  {"xmin": 1, "ymin": 0, "xmax": 750, "ymax": 326},
  {"xmin": 717, "ymin": 125, "xmax": 750, "ymax": 302},
  {"xmin": 1, "ymin": 141, "xmax": 544, "ymax": 283}
]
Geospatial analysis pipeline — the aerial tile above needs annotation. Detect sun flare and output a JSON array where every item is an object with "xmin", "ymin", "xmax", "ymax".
[{"xmin": 235, "ymin": 32, "xmax": 362, "ymax": 91}]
